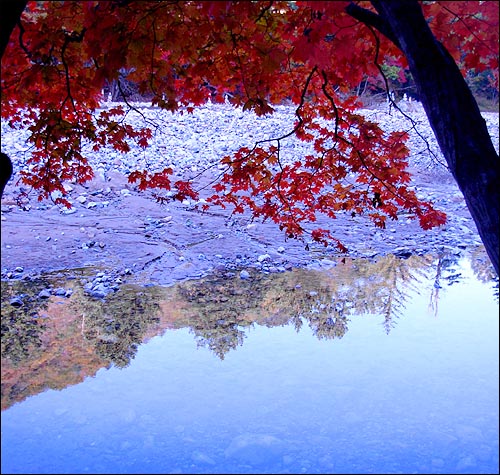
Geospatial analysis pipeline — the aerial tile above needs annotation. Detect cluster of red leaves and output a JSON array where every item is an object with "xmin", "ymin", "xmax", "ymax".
[
  {"xmin": 1, "ymin": 1, "xmax": 497, "ymax": 249},
  {"xmin": 207, "ymin": 94, "xmax": 447, "ymax": 249}
]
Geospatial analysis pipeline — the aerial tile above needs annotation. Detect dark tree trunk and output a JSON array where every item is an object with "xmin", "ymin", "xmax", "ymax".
[
  {"xmin": 1, "ymin": 1, "xmax": 28, "ymax": 198},
  {"xmin": 0, "ymin": 153, "xmax": 13, "ymax": 198},
  {"xmin": 0, "ymin": 0, "xmax": 28, "ymax": 60},
  {"xmin": 347, "ymin": 0, "xmax": 499, "ymax": 276}
]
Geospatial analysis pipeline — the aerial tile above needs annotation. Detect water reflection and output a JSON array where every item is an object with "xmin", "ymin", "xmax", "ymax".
[
  {"xmin": 77, "ymin": 288, "xmax": 163, "ymax": 368},
  {"xmin": 1, "ymin": 279, "xmax": 49, "ymax": 365},
  {"xmin": 1, "ymin": 252, "xmax": 498, "ymax": 474},
  {"xmin": 1, "ymin": 251, "xmax": 497, "ymax": 411}
]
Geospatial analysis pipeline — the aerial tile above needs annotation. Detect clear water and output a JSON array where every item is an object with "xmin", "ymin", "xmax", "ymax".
[{"xmin": 1, "ymin": 254, "xmax": 498, "ymax": 474}]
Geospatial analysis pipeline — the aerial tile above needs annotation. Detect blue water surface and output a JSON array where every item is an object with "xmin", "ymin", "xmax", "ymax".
[{"xmin": 1, "ymin": 258, "xmax": 498, "ymax": 474}]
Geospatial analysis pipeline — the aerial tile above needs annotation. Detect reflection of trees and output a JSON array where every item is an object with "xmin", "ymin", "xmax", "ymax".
[
  {"xmin": 3, "ymin": 253, "xmax": 497, "ymax": 409},
  {"xmin": 427, "ymin": 252, "xmax": 461, "ymax": 317},
  {"xmin": 469, "ymin": 246, "xmax": 499, "ymax": 300},
  {"xmin": 266, "ymin": 283, "xmax": 352, "ymax": 341},
  {"xmin": 1, "ymin": 278, "xmax": 164, "ymax": 410},
  {"xmin": 178, "ymin": 277, "xmax": 257, "ymax": 359},
  {"xmin": 350, "ymin": 255, "xmax": 434, "ymax": 333},
  {"xmin": 261, "ymin": 254, "xmax": 435, "ymax": 339},
  {"xmin": 1, "ymin": 280, "xmax": 49, "ymax": 365},
  {"xmin": 427, "ymin": 248, "xmax": 499, "ymax": 315},
  {"xmin": 177, "ymin": 254, "xmax": 438, "ymax": 358},
  {"xmin": 73, "ymin": 286, "xmax": 162, "ymax": 368}
]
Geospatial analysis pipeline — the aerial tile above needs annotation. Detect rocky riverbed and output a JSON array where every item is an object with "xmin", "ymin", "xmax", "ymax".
[{"xmin": 1, "ymin": 102, "xmax": 498, "ymax": 295}]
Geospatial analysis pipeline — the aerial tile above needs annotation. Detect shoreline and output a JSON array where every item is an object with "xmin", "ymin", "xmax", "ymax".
[{"xmin": 1, "ymin": 103, "xmax": 498, "ymax": 288}]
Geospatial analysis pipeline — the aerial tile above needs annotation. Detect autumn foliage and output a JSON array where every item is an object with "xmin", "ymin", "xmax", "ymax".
[{"xmin": 1, "ymin": 1, "xmax": 498, "ymax": 250}]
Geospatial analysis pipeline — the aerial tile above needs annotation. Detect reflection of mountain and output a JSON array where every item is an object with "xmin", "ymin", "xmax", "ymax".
[{"xmin": 2, "ymin": 252, "xmax": 494, "ymax": 410}]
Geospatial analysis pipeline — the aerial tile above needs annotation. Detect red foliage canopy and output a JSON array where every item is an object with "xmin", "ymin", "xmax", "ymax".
[{"xmin": 1, "ymin": 1, "xmax": 498, "ymax": 250}]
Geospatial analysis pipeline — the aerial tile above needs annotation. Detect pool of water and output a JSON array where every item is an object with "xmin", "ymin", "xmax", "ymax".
[{"xmin": 1, "ymin": 253, "xmax": 498, "ymax": 474}]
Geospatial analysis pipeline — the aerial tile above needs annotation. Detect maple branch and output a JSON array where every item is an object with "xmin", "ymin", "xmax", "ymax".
[
  {"xmin": 319, "ymin": 59, "xmax": 414, "ymax": 210},
  {"xmin": 345, "ymin": 2, "xmax": 401, "ymax": 50},
  {"xmin": 193, "ymin": 68, "xmax": 322, "ymax": 240},
  {"xmin": 365, "ymin": 21, "xmax": 446, "ymax": 169},
  {"xmin": 439, "ymin": 4, "xmax": 499, "ymax": 56},
  {"xmin": 15, "ymin": 14, "xmax": 32, "ymax": 60},
  {"xmin": 195, "ymin": 65, "xmax": 320, "ymax": 192},
  {"xmin": 60, "ymin": 34, "xmax": 79, "ymax": 112},
  {"xmin": 259, "ymin": 66, "xmax": 320, "ymax": 147},
  {"xmin": 114, "ymin": 81, "xmax": 160, "ymax": 134},
  {"xmin": 254, "ymin": 1, "xmax": 274, "ymax": 24},
  {"xmin": 320, "ymin": 70, "xmax": 339, "ymax": 139}
]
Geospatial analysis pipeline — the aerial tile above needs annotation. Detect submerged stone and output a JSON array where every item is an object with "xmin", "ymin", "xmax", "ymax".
[{"xmin": 224, "ymin": 433, "xmax": 285, "ymax": 466}]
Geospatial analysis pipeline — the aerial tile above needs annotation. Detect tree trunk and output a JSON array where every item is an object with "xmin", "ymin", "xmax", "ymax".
[
  {"xmin": 0, "ymin": 0, "xmax": 28, "ymax": 60},
  {"xmin": 347, "ymin": 0, "xmax": 499, "ymax": 275},
  {"xmin": 1, "ymin": 1, "xmax": 28, "ymax": 198},
  {"xmin": 0, "ymin": 153, "xmax": 13, "ymax": 198}
]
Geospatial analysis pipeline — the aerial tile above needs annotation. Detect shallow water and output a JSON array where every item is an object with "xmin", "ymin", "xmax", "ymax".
[{"xmin": 1, "ymin": 253, "xmax": 498, "ymax": 474}]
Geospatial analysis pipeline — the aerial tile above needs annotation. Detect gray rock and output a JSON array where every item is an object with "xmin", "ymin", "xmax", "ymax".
[
  {"xmin": 83, "ymin": 282, "xmax": 93, "ymax": 292},
  {"xmin": 38, "ymin": 289, "xmax": 52, "ymax": 299},
  {"xmin": 393, "ymin": 247, "xmax": 413, "ymax": 259},
  {"xmin": 10, "ymin": 297, "xmax": 24, "ymax": 307},
  {"xmin": 90, "ymin": 288, "xmax": 108, "ymax": 299}
]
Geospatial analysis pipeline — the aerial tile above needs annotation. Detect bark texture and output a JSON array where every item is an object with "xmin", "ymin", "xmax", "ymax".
[{"xmin": 347, "ymin": 0, "xmax": 499, "ymax": 275}]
